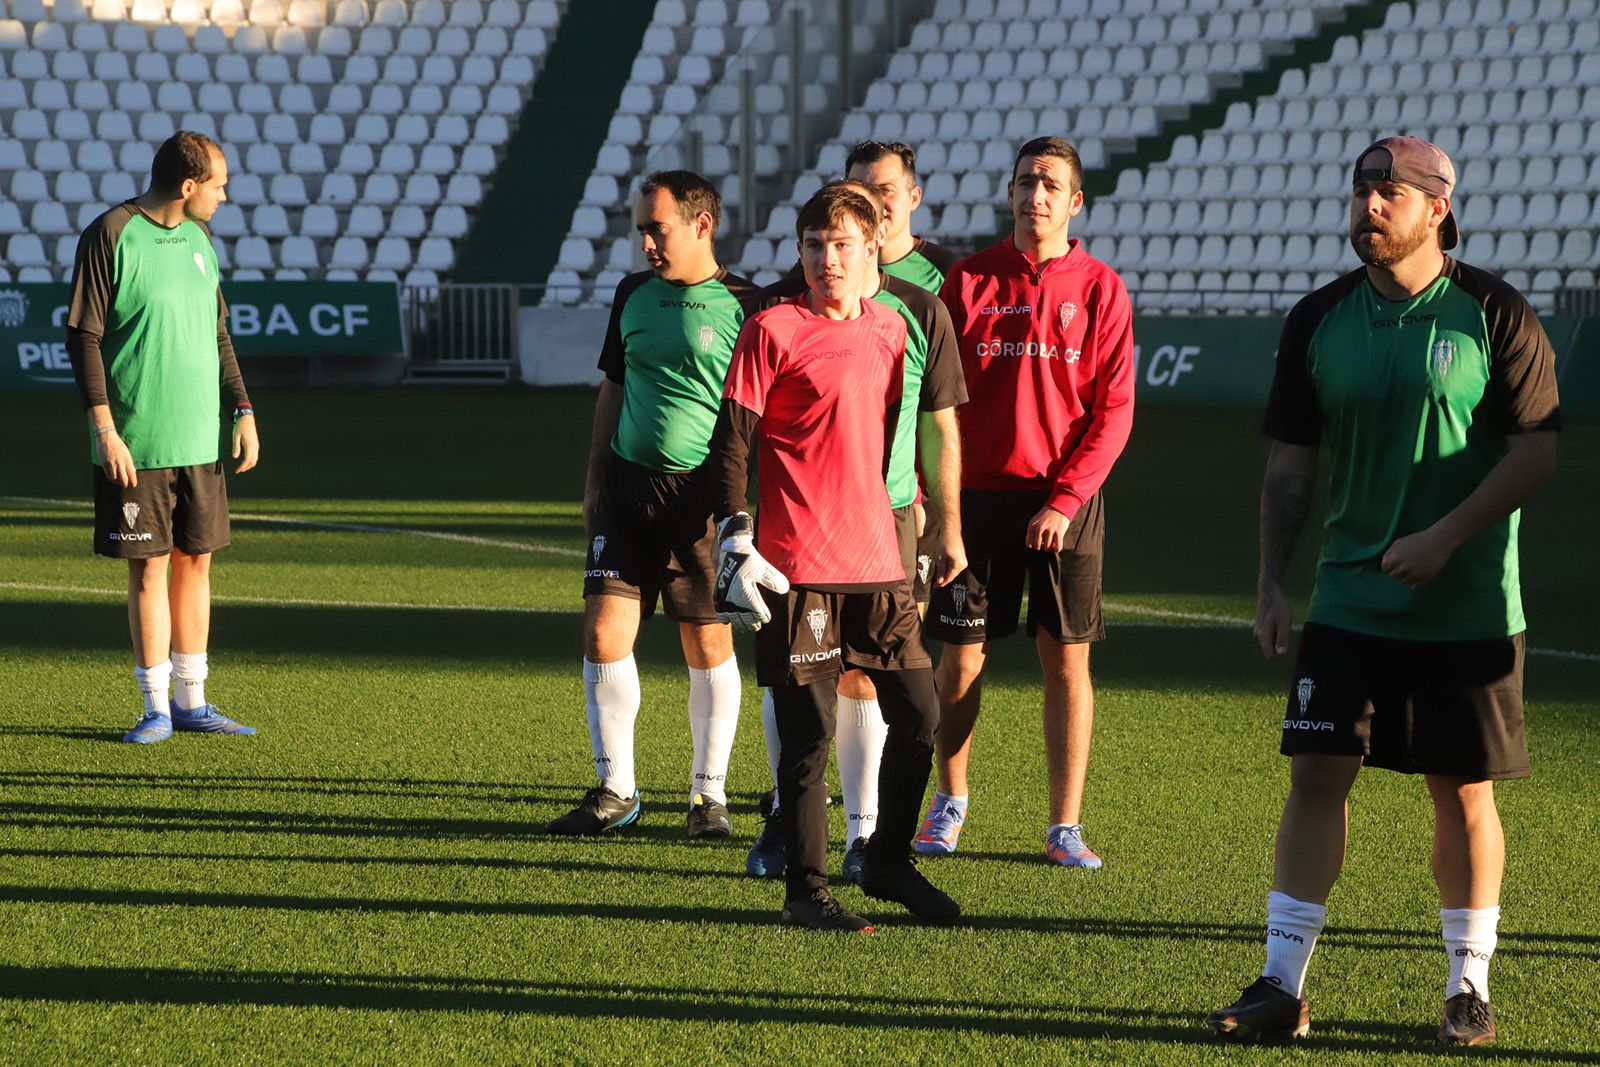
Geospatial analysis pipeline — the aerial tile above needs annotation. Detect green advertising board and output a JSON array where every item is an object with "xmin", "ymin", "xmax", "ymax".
[
  {"xmin": 0, "ymin": 281, "xmax": 404, "ymax": 392},
  {"xmin": 1129, "ymin": 317, "xmax": 1284, "ymax": 407}
]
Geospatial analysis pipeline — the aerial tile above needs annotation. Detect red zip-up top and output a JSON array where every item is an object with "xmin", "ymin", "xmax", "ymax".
[{"xmin": 939, "ymin": 237, "xmax": 1135, "ymax": 518}]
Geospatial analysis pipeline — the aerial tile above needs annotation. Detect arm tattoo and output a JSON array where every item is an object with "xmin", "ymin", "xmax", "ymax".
[{"xmin": 1259, "ymin": 459, "xmax": 1313, "ymax": 591}]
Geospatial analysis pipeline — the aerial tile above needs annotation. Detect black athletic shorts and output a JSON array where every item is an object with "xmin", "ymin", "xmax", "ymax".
[
  {"xmin": 908, "ymin": 504, "xmax": 937, "ymax": 603},
  {"xmin": 924, "ymin": 488, "xmax": 1105, "ymax": 645},
  {"xmin": 1280, "ymin": 622, "xmax": 1529, "ymax": 781},
  {"xmin": 754, "ymin": 582, "xmax": 932, "ymax": 687},
  {"xmin": 583, "ymin": 452, "xmax": 719, "ymax": 623},
  {"xmin": 891, "ymin": 503, "xmax": 920, "ymax": 589},
  {"xmin": 92, "ymin": 461, "xmax": 230, "ymax": 559}
]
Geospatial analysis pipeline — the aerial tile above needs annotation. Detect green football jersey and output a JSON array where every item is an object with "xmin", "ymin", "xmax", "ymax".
[
  {"xmin": 1263, "ymin": 259, "xmax": 1561, "ymax": 640},
  {"xmin": 67, "ymin": 202, "xmax": 238, "ymax": 468},
  {"xmin": 880, "ymin": 236, "xmax": 960, "ymax": 295},
  {"xmin": 873, "ymin": 275, "xmax": 967, "ymax": 508},
  {"xmin": 598, "ymin": 269, "xmax": 757, "ymax": 473}
]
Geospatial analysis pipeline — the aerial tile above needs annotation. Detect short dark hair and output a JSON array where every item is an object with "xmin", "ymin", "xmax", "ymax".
[
  {"xmin": 150, "ymin": 130, "xmax": 221, "ymax": 195},
  {"xmin": 844, "ymin": 140, "xmax": 918, "ymax": 185},
  {"xmin": 1012, "ymin": 136, "xmax": 1082, "ymax": 192},
  {"xmin": 796, "ymin": 184, "xmax": 878, "ymax": 241},
  {"xmin": 822, "ymin": 178, "xmax": 884, "ymax": 228},
  {"xmin": 638, "ymin": 169, "xmax": 722, "ymax": 232}
]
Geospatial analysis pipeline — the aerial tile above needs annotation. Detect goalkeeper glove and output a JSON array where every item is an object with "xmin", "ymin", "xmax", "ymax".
[{"xmin": 714, "ymin": 513, "xmax": 790, "ymax": 630}]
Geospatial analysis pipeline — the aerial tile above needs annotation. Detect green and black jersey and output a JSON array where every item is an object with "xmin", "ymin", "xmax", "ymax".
[
  {"xmin": 66, "ymin": 201, "xmax": 247, "ymax": 469},
  {"xmin": 880, "ymin": 237, "xmax": 960, "ymax": 294},
  {"xmin": 598, "ymin": 267, "xmax": 758, "ymax": 473},
  {"xmin": 1263, "ymin": 258, "xmax": 1561, "ymax": 641},
  {"xmin": 755, "ymin": 270, "xmax": 966, "ymax": 508}
]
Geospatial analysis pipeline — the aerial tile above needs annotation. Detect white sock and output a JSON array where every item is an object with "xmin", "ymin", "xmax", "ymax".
[
  {"xmin": 931, "ymin": 791, "xmax": 968, "ymax": 818},
  {"xmin": 836, "ymin": 693, "xmax": 887, "ymax": 847},
  {"xmin": 583, "ymin": 656, "xmax": 640, "ymax": 798},
  {"xmin": 687, "ymin": 654, "xmax": 740, "ymax": 804},
  {"xmin": 171, "ymin": 651, "xmax": 208, "ymax": 712},
  {"xmin": 1442, "ymin": 906, "xmax": 1499, "ymax": 1000},
  {"xmin": 1262, "ymin": 890, "xmax": 1326, "ymax": 998},
  {"xmin": 134, "ymin": 660, "xmax": 172, "ymax": 717},
  {"xmin": 761, "ymin": 688, "xmax": 781, "ymax": 810}
]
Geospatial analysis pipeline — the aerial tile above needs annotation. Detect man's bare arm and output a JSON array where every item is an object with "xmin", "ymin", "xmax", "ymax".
[
  {"xmin": 583, "ymin": 379, "xmax": 623, "ymax": 533},
  {"xmin": 918, "ymin": 406, "xmax": 965, "ymax": 587},
  {"xmin": 1256, "ymin": 441, "xmax": 1318, "ymax": 659}
]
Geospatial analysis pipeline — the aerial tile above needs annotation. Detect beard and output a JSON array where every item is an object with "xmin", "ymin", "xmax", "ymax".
[{"xmin": 1351, "ymin": 215, "xmax": 1431, "ymax": 266}]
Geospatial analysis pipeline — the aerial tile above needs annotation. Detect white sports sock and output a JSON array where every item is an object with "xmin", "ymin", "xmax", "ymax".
[
  {"xmin": 836, "ymin": 694, "xmax": 887, "ymax": 847},
  {"xmin": 134, "ymin": 660, "xmax": 172, "ymax": 718},
  {"xmin": 687, "ymin": 655, "xmax": 740, "ymax": 804},
  {"xmin": 761, "ymin": 688, "xmax": 781, "ymax": 809},
  {"xmin": 931, "ymin": 791, "xmax": 968, "ymax": 817},
  {"xmin": 1442, "ymin": 906, "xmax": 1499, "ymax": 1000},
  {"xmin": 583, "ymin": 656, "xmax": 640, "ymax": 798},
  {"xmin": 1262, "ymin": 890, "xmax": 1327, "ymax": 998},
  {"xmin": 171, "ymin": 651, "xmax": 208, "ymax": 712}
]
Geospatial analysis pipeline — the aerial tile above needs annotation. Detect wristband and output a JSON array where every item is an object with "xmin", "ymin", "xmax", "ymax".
[
  {"xmin": 93, "ymin": 425, "xmax": 115, "ymax": 438},
  {"xmin": 233, "ymin": 406, "xmax": 254, "ymax": 420}
]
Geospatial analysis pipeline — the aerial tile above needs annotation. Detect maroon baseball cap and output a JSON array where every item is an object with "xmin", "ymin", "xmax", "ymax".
[{"xmin": 1352, "ymin": 136, "xmax": 1459, "ymax": 250}]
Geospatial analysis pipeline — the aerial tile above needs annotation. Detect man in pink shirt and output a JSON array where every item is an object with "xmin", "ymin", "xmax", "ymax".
[{"xmin": 920, "ymin": 136, "xmax": 1136, "ymax": 869}]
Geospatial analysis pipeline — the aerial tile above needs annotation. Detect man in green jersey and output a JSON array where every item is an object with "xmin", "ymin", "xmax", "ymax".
[
  {"xmin": 549, "ymin": 171, "xmax": 758, "ymax": 839},
  {"xmin": 66, "ymin": 131, "xmax": 260, "ymax": 744},
  {"xmin": 742, "ymin": 179, "xmax": 966, "ymax": 884},
  {"xmin": 1208, "ymin": 137, "xmax": 1560, "ymax": 1047}
]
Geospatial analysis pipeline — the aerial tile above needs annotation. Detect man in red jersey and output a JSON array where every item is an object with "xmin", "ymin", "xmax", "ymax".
[
  {"xmin": 708, "ymin": 185, "xmax": 960, "ymax": 932},
  {"xmin": 920, "ymin": 136, "xmax": 1136, "ymax": 869}
]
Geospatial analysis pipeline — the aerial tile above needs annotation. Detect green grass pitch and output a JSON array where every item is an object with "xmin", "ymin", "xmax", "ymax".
[{"xmin": 1, "ymin": 388, "xmax": 1596, "ymax": 1065}]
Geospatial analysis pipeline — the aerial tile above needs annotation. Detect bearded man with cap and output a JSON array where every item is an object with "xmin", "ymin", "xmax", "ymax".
[{"xmin": 1205, "ymin": 136, "xmax": 1561, "ymax": 1047}]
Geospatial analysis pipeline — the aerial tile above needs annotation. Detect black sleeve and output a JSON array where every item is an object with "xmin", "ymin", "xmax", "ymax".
[
  {"xmin": 1451, "ymin": 261, "xmax": 1562, "ymax": 435},
  {"xmin": 716, "ymin": 269, "xmax": 763, "ymax": 316},
  {"xmin": 66, "ymin": 211, "xmax": 120, "ymax": 409},
  {"xmin": 753, "ymin": 272, "xmax": 807, "ymax": 313},
  {"xmin": 217, "ymin": 295, "xmax": 250, "ymax": 411},
  {"xmin": 707, "ymin": 399, "xmax": 761, "ymax": 520},
  {"xmin": 597, "ymin": 271, "xmax": 652, "ymax": 384},
  {"xmin": 916, "ymin": 239, "xmax": 963, "ymax": 281},
  {"xmin": 1260, "ymin": 272, "xmax": 1361, "ymax": 445},
  {"xmin": 915, "ymin": 291, "xmax": 968, "ymax": 411}
]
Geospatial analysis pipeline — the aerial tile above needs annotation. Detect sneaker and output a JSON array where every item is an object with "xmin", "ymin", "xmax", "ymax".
[
  {"xmin": 859, "ymin": 853, "xmax": 961, "ymax": 923},
  {"xmin": 546, "ymin": 786, "xmax": 642, "ymax": 836},
  {"xmin": 171, "ymin": 704, "xmax": 256, "ymax": 735},
  {"xmin": 745, "ymin": 809, "xmax": 786, "ymax": 879},
  {"xmin": 912, "ymin": 797, "xmax": 966, "ymax": 855},
  {"xmin": 781, "ymin": 888, "xmax": 874, "ymax": 932},
  {"xmin": 1206, "ymin": 977, "xmax": 1310, "ymax": 1042},
  {"xmin": 686, "ymin": 793, "xmax": 731, "ymax": 839},
  {"xmin": 1046, "ymin": 823, "xmax": 1103, "ymax": 869},
  {"xmin": 1438, "ymin": 982, "xmax": 1495, "ymax": 1046},
  {"xmin": 838, "ymin": 836, "xmax": 870, "ymax": 886},
  {"xmin": 121, "ymin": 711, "xmax": 173, "ymax": 744}
]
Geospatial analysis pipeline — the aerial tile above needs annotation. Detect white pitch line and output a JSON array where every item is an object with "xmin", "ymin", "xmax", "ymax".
[
  {"xmin": 6, "ymin": 496, "xmax": 1596, "ymax": 663},
  {"xmin": 0, "ymin": 495, "xmax": 585, "ymax": 558}
]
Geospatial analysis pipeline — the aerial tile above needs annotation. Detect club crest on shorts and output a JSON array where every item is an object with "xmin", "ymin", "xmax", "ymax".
[
  {"xmin": 1295, "ymin": 677, "xmax": 1315, "ymax": 717},
  {"xmin": 1430, "ymin": 338, "xmax": 1455, "ymax": 379},
  {"xmin": 805, "ymin": 606, "xmax": 827, "ymax": 646},
  {"xmin": 697, "ymin": 324, "xmax": 716, "ymax": 354},
  {"xmin": 1058, "ymin": 301, "xmax": 1077, "ymax": 332},
  {"xmin": 951, "ymin": 584, "xmax": 967, "ymax": 614},
  {"xmin": 916, "ymin": 553, "xmax": 932, "ymax": 584},
  {"xmin": 590, "ymin": 534, "xmax": 606, "ymax": 562},
  {"xmin": 0, "ymin": 289, "xmax": 27, "ymax": 328},
  {"xmin": 121, "ymin": 502, "xmax": 140, "ymax": 530}
]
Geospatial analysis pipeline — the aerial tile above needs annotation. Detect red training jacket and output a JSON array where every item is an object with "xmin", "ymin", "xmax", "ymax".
[{"xmin": 939, "ymin": 237, "xmax": 1135, "ymax": 518}]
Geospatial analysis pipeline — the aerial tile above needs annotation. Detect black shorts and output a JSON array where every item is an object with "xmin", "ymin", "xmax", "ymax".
[
  {"xmin": 92, "ymin": 461, "xmax": 230, "ymax": 559},
  {"xmin": 754, "ymin": 582, "xmax": 932, "ymax": 687},
  {"xmin": 924, "ymin": 488, "xmax": 1105, "ymax": 645},
  {"xmin": 583, "ymin": 453, "xmax": 719, "ymax": 624},
  {"xmin": 909, "ymin": 504, "xmax": 937, "ymax": 603},
  {"xmin": 1280, "ymin": 622, "xmax": 1529, "ymax": 781},
  {"xmin": 891, "ymin": 503, "xmax": 920, "ymax": 590}
]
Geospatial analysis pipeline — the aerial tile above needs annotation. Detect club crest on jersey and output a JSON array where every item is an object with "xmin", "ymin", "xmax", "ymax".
[
  {"xmin": 806, "ymin": 607, "xmax": 827, "ymax": 646},
  {"xmin": 916, "ymin": 554, "xmax": 932, "ymax": 584},
  {"xmin": 590, "ymin": 534, "xmax": 606, "ymax": 562},
  {"xmin": 697, "ymin": 324, "xmax": 715, "ymax": 354},
  {"xmin": 193, "ymin": 252, "xmax": 206, "ymax": 276},
  {"xmin": 1430, "ymin": 338, "xmax": 1455, "ymax": 378},
  {"xmin": 122, "ymin": 502, "xmax": 140, "ymax": 529},
  {"xmin": 951, "ymin": 585, "xmax": 967, "ymax": 614},
  {"xmin": 0, "ymin": 289, "xmax": 27, "ymax": 328},
  {"xmin": 1295, "ymin": 677, "xmax": 1315, "ymax": 717},
  {"xmin": 1058, "ymin": 301, "xmax": 1077, "ymax": 331}
]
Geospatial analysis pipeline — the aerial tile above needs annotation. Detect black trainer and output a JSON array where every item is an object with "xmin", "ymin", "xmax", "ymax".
[
  {"xmin": 858, "ymin": 853, "xmax": 961, "ymax": 923},
  {"xmin": 1438, "ymin": 982, "xmax": 1495, "ymax": 1046},
  {"xmin": 686, "ymin": 793, "xmax": 731, "ymax": 839},
  {"xmin": 838, "ymin": 835, "xmax": 870, "ymax": 886},
  {"xmin": 781, "ymin": 888, "xmax": 874, "ymax": 932},
  {"xmin": 1206, "ymin": 977, "xmax": 1310, "ymax": 1042},
  {"xmin": 546, "ymin": 786, "xmax": 641, "ymax": 836},
  {"xmin": 758, "ymin": 788, "xmax": 779, "ymax": 819}
]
